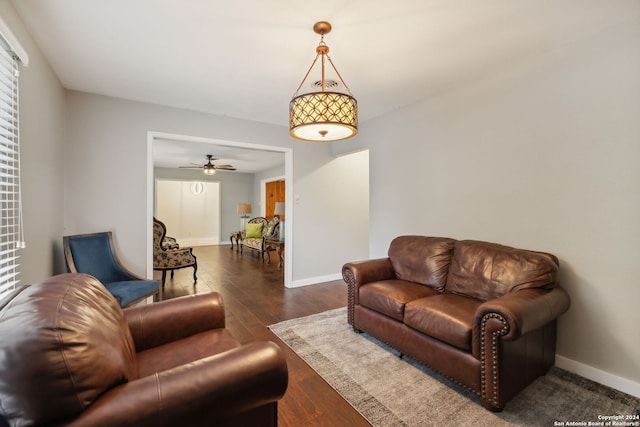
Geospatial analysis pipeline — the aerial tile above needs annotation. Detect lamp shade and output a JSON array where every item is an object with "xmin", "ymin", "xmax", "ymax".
[
  {"xmin": 237, "ymin": 203, "xmax": 252, "ymax": 215},
  {"xmin": 290, "ymin": 92, "xmax": 357, "ymax": 141},
  {"xmin": 274, "ymin": 202, "xmax": 285, "ymax": 216}
]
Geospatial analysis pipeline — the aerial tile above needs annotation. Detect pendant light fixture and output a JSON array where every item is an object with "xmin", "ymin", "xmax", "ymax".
[
  {"xmin": 203, "ymin": 158, "xmax": 216, "ymax": 175},
  {"xmin": 289, "ymin": 21, "xmax": 358, "ymax": 142}
]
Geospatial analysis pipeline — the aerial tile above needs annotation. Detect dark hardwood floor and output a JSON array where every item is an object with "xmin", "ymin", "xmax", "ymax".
[{"xmin": 154, "ymin": 244, "xmax": 371, "ymax": 427}]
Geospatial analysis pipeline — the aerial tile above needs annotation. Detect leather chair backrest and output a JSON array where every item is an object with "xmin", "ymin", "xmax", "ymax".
[
  {"xmin": 446, "ymin": 240, "xmax": 559, "ymax": 301},
  {"xmin": 388, "ymin": 236, "xmax": 455, "ymax": 292},
  {"xmin": 0, "ymin": 274, "xmax": 138, "ymax": 426}
]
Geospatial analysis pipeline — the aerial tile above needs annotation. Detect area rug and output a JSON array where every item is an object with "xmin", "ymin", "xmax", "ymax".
[{"xmin": 269, "ymin": 307, "xmax": 640, "ymax": 427}]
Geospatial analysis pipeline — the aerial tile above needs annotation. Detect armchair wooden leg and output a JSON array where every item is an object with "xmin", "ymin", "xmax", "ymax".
[
  {"xmin": 161, "ymin": 270, "xmax": 167, "ymax": 287},
  {"xmin": 192, "ymin": 255, "xmax": 197, "ymax": 283}
]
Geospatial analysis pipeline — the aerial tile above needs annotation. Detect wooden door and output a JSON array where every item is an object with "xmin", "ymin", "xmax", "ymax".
[{"xmin": 265, "ymin": 179, "xmax": 285, "ymax": 219}]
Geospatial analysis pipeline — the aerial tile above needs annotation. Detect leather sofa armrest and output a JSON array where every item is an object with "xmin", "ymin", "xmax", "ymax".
[
  {"xmin": 342, "ymin": 258, "xmax": 396, "ymax": 289},
  {"xmin": 343, "ymin": 258, "xmax": 396, "ymax": 327},
  {"xmin": 125, "ymin": 292, "xmax": 226, "ymax": 351},
  {"xmin": 473, "ymin": 286, "xmax": 571, "ymax": 343},
  {"xmin": 472, "ymin": 287, "xmax": 570, "ymax": 410},
  {"xmin": 65, "ymin": 341, "xmax": 288, "ymax": 427}
]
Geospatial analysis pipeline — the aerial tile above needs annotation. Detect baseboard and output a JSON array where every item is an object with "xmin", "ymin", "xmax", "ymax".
[
  {"xmin": 177, "ymin": 237, "xmax": 219, "ymax": 247},
  {"xmin": 555, "ymin": 355, "xmax": 640, "ymax": 398},
  {"xmin": 290, "ymin": 273, "xmax": 343, "ymax": 288}
]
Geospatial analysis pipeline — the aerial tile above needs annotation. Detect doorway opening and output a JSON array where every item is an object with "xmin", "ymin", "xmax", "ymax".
[
  {"xmin": 146, "ymin": 131, "xmax": 294, "ymax": 287},
  {"xmin": 262, "ymin": 177, "xmax": 285, "ymax": 218}
]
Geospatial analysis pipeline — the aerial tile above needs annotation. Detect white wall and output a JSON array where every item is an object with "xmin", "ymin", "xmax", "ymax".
[
  {"xmin": 292, "ymin": 148, "xmax": 370, "ymax": 285},
  {"xmin": 0, "ymin": 2, "xmax": 66, "ymax": 285},
  {"xmin": 338, "ymin": 17, "xmax": 640, "ymax": 394},
  {"xmin": 64, "ymin": 92, "xmax": 370, "ymax": 287},
  {"xmin": 156, "ymin": 180, "xmax": 220, "ymax": 246}
]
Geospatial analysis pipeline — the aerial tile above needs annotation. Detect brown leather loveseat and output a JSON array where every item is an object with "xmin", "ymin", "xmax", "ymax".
[
  {"xmin": 0, "ymin": 273, "xmax": 288, "ymax": 426},
  {"xmin": 342, "ymin": 236, "xmax": 570, "ymax": 411}
]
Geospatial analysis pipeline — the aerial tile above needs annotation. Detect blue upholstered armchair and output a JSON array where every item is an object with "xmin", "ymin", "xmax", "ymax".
[{"xmin": 63, "ymin": 232, "xmax": 161, "ymax": 307}]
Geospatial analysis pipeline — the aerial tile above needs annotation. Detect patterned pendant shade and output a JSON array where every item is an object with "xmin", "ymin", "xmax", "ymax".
[
  {"xmin": 289, "ymin": 22, "xmax": 358, "ymax": 142},
  {"xmin": 290, "ymin": 92, "xmax": 357, "ymax": 141}
]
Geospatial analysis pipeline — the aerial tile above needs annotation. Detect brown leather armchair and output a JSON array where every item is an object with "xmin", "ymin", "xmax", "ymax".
[{"xmin": 0, "ymin": 273, "xmax": 288, "ymax": 427}]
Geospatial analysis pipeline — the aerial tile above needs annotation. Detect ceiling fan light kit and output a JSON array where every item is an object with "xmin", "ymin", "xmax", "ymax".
[
  {"xmin": 289, "ymin": 21, "xmax": 358, "ymax": 142},
  {"xmin": 179, "ymin": 154, "xmax": 236, "ymax": 174}
]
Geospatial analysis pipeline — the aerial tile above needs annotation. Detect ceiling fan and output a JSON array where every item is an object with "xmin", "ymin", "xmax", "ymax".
[{"xmin": 179, "ymin": 154, "xmax": 236, "ymax": 175}]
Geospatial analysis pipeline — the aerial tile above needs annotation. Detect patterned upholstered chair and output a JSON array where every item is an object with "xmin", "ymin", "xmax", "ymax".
[
  {"xmin": 240, "ymin": 216, "xmax": 280, "ymax": 262},
  {"xmin": 153, "ymin": 218, "xmax": 198, "ymax": 287}
]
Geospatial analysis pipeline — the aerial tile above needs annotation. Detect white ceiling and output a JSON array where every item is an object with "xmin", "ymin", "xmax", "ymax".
[
  {"xmin": 10, "ymin": 0, "xmax": 639, "ymax": 171},
  {"xmin": 152, "ymin": 137, "xmax": 285, "ymax": 174}
]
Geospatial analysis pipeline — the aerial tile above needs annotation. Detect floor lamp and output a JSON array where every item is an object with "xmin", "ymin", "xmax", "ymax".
[{"xmin": 237, "ymin": 203, "xmax": 252, "ymax": 230}]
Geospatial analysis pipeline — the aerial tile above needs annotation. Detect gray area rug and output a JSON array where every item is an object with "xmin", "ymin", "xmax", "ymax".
[{"xmin": 269, "ymin": 307, "xmax": 640, "ymax": 427}]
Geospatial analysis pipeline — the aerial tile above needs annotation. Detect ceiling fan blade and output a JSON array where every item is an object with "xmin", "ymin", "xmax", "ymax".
[
  {"xmin": 215, "ymin": 165, "xmax": 236, "ymax": 170},
  {"xmin": 178, "ymin": 166, "xmax": 202, "ymax": 169}
]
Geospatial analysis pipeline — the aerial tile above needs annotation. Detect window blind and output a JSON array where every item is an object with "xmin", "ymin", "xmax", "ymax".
[{"xmin": 0, "ymin": 37, "xmax": 23, "ymax": 296}]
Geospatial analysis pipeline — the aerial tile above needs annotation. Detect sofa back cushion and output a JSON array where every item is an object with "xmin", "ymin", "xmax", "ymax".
[
  {"xmin": 388, "ymin": 236, "xmax": 455, "ymax": 292},
  {"xmin": 0, "ymin": 273, "xmax": 138, "ymax": 426},
  {"xmin": 265, "ymin": 216, "xmax": 280, "ymax": 238},
  {"xmin": 446, "ymin": 240, "xmax": 559, "ymax": 300}
]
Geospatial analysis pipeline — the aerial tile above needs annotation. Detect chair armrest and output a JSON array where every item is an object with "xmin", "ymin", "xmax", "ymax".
[
  {"xmin": 65, "ymin": 341, "xmax": 288, "ymax": 427},
  {"xmin": 473, "ymin": 286, "xmax": 571, "ymax": 342},
  {"xmin": 156, "ymin": 246, "xmax": 196, "ymax": 265},
  {"xmin": 342, "ymin": 258, "xmax": 396, "ymax": 290},
  {"xmin": 124, "ymin": 293, "xmax": 225, "ymax": 351},
  {"xmin": 343, "ymin": 258, "xmax": 396, "ymax": 327}
]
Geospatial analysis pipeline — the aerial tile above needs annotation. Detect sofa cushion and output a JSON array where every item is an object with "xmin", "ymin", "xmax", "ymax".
[
  {"xmin": 103, "ymin": 279, "xmax": 160, "ymax": 307},
  {"xmin": 265, "ymin": 216, "xmax": 280, "ymax": 237},
  {"xmin": 245, "ymin": 222, "xmax": 263, "ymax": 238},
  {"xmin": 446, "ymin": 240, "xmax": 559, "ymax": 301},
  {"xmin": 359, "ymin": 280, "xmax": 439, "ymax": 321},
  {"xmin": 0, "ymin": 273, "xmax": 137, "ymax": 426},
  {"xmin": 243, "ymin": 237, "xmax": 263, "ymax": 250},
  {"xmin": 404, "ymin": 293, "xmax": 482, "ymax": 351},
  {"xmin": 388, "ymin": 236, "xmax": 455, "ymax": 292}
]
